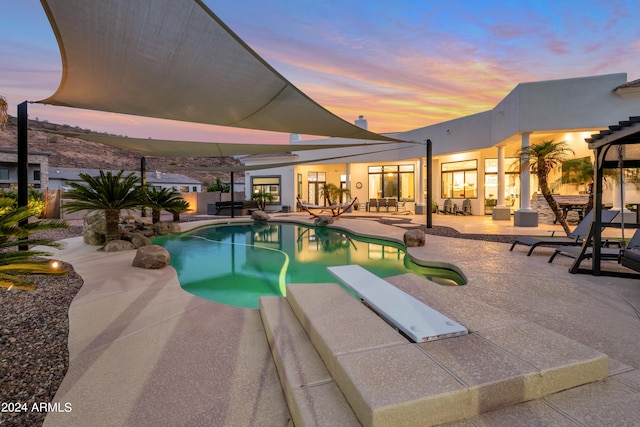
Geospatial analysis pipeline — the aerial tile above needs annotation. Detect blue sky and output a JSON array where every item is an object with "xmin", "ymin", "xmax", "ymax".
[{"xmin": 1, "ymin": 0, "xmax": 638, "ymax": 143}]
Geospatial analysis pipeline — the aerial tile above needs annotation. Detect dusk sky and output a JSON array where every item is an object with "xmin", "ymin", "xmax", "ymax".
[{"xmin": 1, "ymin": 0, "xmax": 639, "ymax": 144}]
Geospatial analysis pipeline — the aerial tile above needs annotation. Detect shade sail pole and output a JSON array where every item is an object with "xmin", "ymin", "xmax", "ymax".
[
  {"xmin": 426, "ymin": 139, "xmax": 433, "ymax": 229},
  {"xmin": 230, "ymin": 171, "xmax": 235, "ymax": 219},
  {"xmin": 18, "ymin": 102, "xmax": 28, "ymax": 251}
]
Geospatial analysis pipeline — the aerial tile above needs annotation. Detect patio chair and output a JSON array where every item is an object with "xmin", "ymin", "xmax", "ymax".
[
  {"xmin": 386, "ymin": 198, "xmax": 398, "ymax": 212},
  {"xmin": 440, "ymin": 199, "xmax": 453, "ymax": 214},
  {"xmin": 461, "ymin": 199, "xmax": 472, "ymax": 215},
  {"xmin": 509, "ymin": 209, "xmax": 619, "ymax": 256},
  {"xmin": 368, "ymin": 198, "xmax": 380, "ymax": 212},
  {"xmin": 548, "ymin": 227, "xmax": 638, "ymax": 264}
]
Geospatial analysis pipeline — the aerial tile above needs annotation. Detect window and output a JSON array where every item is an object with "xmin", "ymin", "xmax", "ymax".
[
  {"xmin": 34, "ymin": 170, "xmax": 41, "ymax": 181},
  {"xmin": 192, "ymin": 186, "xmax": 198, "ymax": 192},
  {"xmin": 180, "ymin": 186, "xmax": 189, "ymax": 192},
  {"xmin": 441, "ymin": 160, "xmax": 477, "ymax": 199},
  {"xmin": 0, "ymin": 168, "xmax": 9, "ymax": 180},
  {"xmin": 252, "ymin": 176, "xmax": 280, "ymax": 204},
  {"xmin": 368, "ymin": 165, "xmax": 414, "ymax": 201},
  {"xmin": 484, "ymin": 158, "xmax": 519, "ymax": 205}
]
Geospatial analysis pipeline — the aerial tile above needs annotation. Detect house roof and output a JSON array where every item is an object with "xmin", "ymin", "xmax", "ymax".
[
  {"xmin": 50, "ymin": 167, "xmax": 201, "ymax": 185},
  {"xmin": 615, "ymin": 79, "xmax": 640, "ymax": 89}
]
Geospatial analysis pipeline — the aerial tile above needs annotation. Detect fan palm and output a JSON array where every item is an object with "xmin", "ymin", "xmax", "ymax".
[
  {"xmin": 166, "ymin": 198, "xmax": 191, "ymax": 222},
  {"xmin": 517, "ymin": 140, "xmax": 574, "ymax": 235},
  {"xmin": 63, "ymin": 170, "xmax": 146, "ymax": 241},
  {"xmin": 251, "ymin": 190, "xmax": 274, "ymax": 210},
  {"xmin": 144, "ymin": 187, "xmax": 184, "ymax": 223},
  {"xmin": 0, "ymin": 198, "xmax": 68, "ymax": 290}
]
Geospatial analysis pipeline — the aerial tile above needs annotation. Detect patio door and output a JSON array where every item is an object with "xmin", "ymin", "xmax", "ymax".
[{"xmin": 308, "ymin": 171, "xmax": 326, "ymax": 205}]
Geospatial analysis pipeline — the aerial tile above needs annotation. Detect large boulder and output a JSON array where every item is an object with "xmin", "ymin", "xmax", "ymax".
[
  {"xmin": 168, "ymin": 222, "xmax": 181, "ymax": 233},
  {"xmin": 103, "ymin": 239, "xmax": 135, "ymax": 252},
  {"xmin": 314, "ymin": 215, "xmax": 334, "ymax": 227},
  {"xmin": 403, "ymin": 229, "xmax": 425, "ymax": 247},
  {"xmin": 83, "ymin": 210, "xmax": 107, "ymax": 245},
  {"xmin": 154, "ymin": 222, "xmax": 170, "ymax": 235},
  {"xmin": 130, "ymin": 232, "xmax": 152, "ymax": 248},
  {"xmin": 132, "ymin": 245, "xmax": 170, "ymax": 269},
  {"xmin": 252, "ymin": 210, "xmax": 270, "ymax": 222}
]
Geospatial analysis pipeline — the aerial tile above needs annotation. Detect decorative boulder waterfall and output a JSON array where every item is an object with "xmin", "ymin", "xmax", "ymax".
[
  {"xmin": 251, "ymin": 210, "xmax": 271, "ymax": 222},
  {"xmin": 403, "ymin": 229, "xmax": 426, "ymax": 247},
  {"xmin": 314, "ymin": 215, "xmax": 334, "ymax": 227},
  {"xmin": 132, "ymin": 245, "xmax": 170, "ymax": 269}
]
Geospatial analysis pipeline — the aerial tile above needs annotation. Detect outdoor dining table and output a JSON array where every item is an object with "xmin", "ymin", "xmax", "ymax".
[{"xmin": 554, "ymin": 202, "xmax": 587, "ymax": 223}]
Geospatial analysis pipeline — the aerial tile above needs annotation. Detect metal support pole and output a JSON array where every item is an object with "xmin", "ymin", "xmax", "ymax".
[
  {"xmin": 426, "ymin": 139, "xmax": 433, "ymax": 229},
  {"xmin": 230, "ymin": 172, "xmax": 235, "ymax": 219},
  {"xmin": 17, "ymin": 102, "xmax": 28, "ymax": 251}
]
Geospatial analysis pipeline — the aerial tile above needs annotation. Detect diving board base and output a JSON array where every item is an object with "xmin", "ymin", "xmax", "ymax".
[{"xmin": 327, "ymin": 264, "xmax": 468, "ymax": 343}]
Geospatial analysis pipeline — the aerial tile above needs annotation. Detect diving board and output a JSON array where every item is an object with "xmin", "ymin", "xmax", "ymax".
[{"xmin": 327, "ymin": 265, "xmax": 468, "ymax": 343}]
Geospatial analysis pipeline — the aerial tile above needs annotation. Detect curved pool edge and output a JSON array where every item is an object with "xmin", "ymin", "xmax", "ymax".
[{"xmin": 172, "ymin": 215, "xmax": 468, "ymax": 285}]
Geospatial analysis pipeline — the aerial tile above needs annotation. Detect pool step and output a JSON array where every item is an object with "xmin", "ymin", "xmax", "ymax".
[
  {"xmin": 260, "ymin": 282, "xmax": 608, "ymax": 426},
  {"xmin": 259, "ymin": 294, "xmax": 361, "ymax": 427}
]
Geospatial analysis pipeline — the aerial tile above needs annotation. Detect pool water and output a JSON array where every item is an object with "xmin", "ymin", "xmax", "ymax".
[{"xmin": 154, "ymin": 222, "xmax": 465, "ymax": 308}]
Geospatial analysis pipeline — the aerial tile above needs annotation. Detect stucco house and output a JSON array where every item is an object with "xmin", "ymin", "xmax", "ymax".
[
  {"xmin": 0, "ymin": 147, "xmax": 50, "ymax": 190},
  {"xmin": 243, "ymin": 73, "xmax": 640, "ymax": 223}
]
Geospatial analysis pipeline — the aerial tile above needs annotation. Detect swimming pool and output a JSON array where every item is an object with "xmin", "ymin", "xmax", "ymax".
[{"xmin": 154, "ymin": 222, "xmax": 465, "ymax": 308}]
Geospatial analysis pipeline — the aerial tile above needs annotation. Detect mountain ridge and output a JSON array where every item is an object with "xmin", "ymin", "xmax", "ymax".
[{"xmin": 0, "ymin": 116, "xmax": 244, "ymax": 185}]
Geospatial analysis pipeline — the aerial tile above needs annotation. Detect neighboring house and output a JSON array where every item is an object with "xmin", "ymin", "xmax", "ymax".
[
  {"xmin": 49, "ymin": 167, "xmax": 202, "ymax": 192},
  {"xmin": 0, "ymin": 147, "xmax": 50, "ymax": 190},
  {"xmin": 243, "ymin": 73, "xmax": 640, "ymax": 219}
]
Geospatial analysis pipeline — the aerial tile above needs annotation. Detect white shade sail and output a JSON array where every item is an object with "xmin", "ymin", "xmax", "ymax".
[
  {"xmin": 50, "ymin": 132, "xmax": 389, "ymax": 157},
  {"xmin": 38, "ymin": 0, "xmax": 399, "ymax": 142}
]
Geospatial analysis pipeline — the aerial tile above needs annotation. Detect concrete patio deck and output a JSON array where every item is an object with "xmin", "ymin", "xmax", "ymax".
[{"xmin": 44, "ymin": 213, "xmax": 640, "ymax": 426}]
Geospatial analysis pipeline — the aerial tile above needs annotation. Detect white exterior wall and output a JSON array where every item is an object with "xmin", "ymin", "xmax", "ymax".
[{"xmin": 241, "ymin": 73, "xmax": 640, "ymax": 215}]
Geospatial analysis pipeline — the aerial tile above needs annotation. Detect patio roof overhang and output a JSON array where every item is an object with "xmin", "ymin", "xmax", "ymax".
[{"xmin": 37, "ymin": 0, "xmax": 400, "ymax": 143}]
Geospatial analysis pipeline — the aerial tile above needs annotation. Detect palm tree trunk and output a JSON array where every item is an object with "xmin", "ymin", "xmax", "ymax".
[
  {"xmin": 105, "ymin": 208, "xmax": 121, "ymax": 241},
  {"xmin": 539, "ymin": 172, "xmax": 572, "ymax": 235},
  {"xmin": 152, "ymin": 209, "xmax": 161, "ymax": 224},
  {"xmin": 173, "ymin": 212, "xmax": 180, "ymax": 222}
]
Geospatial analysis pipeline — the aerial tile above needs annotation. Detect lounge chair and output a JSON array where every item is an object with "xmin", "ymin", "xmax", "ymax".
[
  {"xmin": 548, "ymin": 227, "xmax": 638, "ymax": 264},
  {"xmin": 620, "ymin": 230, "xmax": 640, "ymax": 273},
  {"xmin": 509, "ymin": 209, "xmax": 619, "ymax": 256}
]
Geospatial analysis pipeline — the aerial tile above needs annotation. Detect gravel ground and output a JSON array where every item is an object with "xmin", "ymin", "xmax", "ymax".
[
  {"xmin": 0, "ymin": 222, "xmax": 513, "ymax": 426},
  {"xmin": 0, "ymin": 227, "xmax": 83, "ymax": 427}
]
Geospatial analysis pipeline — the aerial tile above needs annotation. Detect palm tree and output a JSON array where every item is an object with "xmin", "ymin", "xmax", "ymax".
[
  {"xmin": 0, "ymin": 95, "xmax": 8, "ymax": 131},
  {"xmin": 320, "ymin": 183, "xmax": 350, "ymax": 206},
  {"xmin": 0, "ymin": 198, "xmax": 68, "ymax": 290},
  {"xmin": 144, "ymin": 187, "xmax": 184, "ymax": 223},
  {"xmin": 166, "ymin": 199, "xmax": 191, "ymax": 222},
  {"xmin": 251, "ymin": 190, "xmax": 274, "ymax": 210},
  {"xmin": 63, "ymin": 170, "xmax": 146, "ymax": 241},
  {"xmin": 517, "ymin": 140, "xmax": 574, "ymax": 235}
]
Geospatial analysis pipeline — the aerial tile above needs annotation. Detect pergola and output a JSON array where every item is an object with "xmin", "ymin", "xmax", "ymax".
[{"xmin": 569, "ymin": 116, "xmax": 640, "ymax": 276}]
